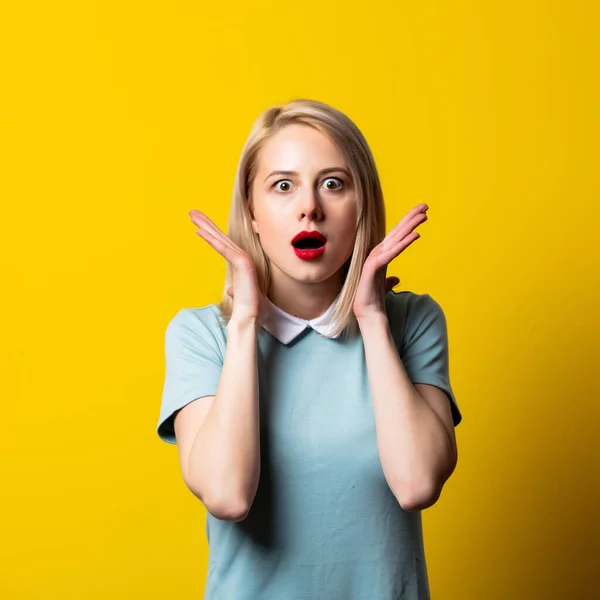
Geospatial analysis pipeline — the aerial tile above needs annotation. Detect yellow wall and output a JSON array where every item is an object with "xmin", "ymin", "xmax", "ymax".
[{"xmin": 2, "ymin": 1, "xmax": 598, "ymax": 598}]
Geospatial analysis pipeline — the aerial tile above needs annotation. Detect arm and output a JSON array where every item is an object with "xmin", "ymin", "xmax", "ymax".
[
  {"xmin": 171, "ymin": 209, "xmax": 268, "ymax": 522},
  {"xmin": 358, "ymin": 311, "xmax": 457, "ymax": 512},
  {"xmin": 174, "ymin": 315, "xmax": 260, "ymax": 522}
]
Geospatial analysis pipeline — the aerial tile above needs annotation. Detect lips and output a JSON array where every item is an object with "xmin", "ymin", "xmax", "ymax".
[
  {"xmin": 291, "ymin": 230, "xmax": 327, "ymax": 261},
  {"xmin": 291, "ymin": 230, "xmax": 327, "ymax": 249}
]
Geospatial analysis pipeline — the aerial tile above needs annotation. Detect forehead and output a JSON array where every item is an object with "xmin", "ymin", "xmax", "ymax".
[{"xmin": 256, "ymin": 124, "xmax": 347, "ymax": 173}]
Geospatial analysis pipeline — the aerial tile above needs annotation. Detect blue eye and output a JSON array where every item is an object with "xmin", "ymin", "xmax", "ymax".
[
  {"xmin": 322, "ymin": 177, "xmax": 343, "ymax": 191},
  {"xmin": 274, "ymin": 179, "xmax": 293, "ymax": 192}
]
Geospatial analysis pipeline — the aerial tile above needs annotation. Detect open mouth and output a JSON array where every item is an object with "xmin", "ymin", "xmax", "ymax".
[
  {"xmin": 291, "ymin": 231, "xmax": 327, "ymax": 260},
  {"xmin": 292, "ymin": 238, "xmax": 326, "ymax": 250}
]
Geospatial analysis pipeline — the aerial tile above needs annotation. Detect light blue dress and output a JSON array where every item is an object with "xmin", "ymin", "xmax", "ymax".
[{"xmin": 157, "ymin": 290, "xmax": 462, "ymax": 599}]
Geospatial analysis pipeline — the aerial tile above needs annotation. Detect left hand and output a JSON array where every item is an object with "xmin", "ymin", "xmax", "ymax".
[{"xmin": 353, "ymin": 203, "xmax": 429, "ymax": 320}]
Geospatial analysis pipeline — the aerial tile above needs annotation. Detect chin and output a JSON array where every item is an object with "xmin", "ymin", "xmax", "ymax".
[
  {"xmin": 267, "ymin": 248, "xmax": 348, "ymax": 288},
  {"xmin": 282, "ymin": 263, "xmax": 343, "ymax": 286}
]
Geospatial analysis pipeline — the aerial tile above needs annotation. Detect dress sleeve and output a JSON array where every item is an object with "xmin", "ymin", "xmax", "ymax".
[
  {"xmin": 157, "ymin": 308, "xmax": 224, "ymax": 444},
  {"xmin": 399, "ymin": 293, "xmax": 462, "ymax": 426}
]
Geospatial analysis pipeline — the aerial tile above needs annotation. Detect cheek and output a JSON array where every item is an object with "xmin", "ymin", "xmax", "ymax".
[
  {"xmin": 252, "ymin": 210, "xmax": 287, "ymax": 257},
  {"xmin": 341, "ymin": 215, "xmax": 359, "ymax": 257},
  {"xmin": 253, "ymin": 208, "xmax": 277, "ymax": 241},
  {"xmin": 253, "ymin": 196, "xmax": 291, "ymax": 241},
  {"xmin": 339, "ymin": 205, "xmax": 358, "ymax": 240}
]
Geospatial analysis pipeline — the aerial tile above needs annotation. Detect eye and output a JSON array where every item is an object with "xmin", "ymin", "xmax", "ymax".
[
  {"xmin": 321, "ymin": 177, "xmax": 344, "ymax": 191},
  {"xmin": 273, "ymin": 179, "xmax": 294, "ymax": 193}
]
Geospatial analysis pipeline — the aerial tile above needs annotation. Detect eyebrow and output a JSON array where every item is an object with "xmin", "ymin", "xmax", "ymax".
[{"xmin": 264, "ymin": 167, "xmax": 351, "ymax": 183}]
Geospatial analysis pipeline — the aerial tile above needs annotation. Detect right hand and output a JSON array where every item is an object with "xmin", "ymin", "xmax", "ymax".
[{"xmin": 189, "ymin": 210, "xmax": 267, "ymax": 324}]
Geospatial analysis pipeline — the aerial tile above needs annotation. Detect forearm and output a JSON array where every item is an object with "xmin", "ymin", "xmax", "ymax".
[
  {"xmin": 189, "ymin": 316, "xmax": 260, "ymax": 518},
  {"xmin": 358, "ymin": 311, "xmax": 455, "ymax": 511}
]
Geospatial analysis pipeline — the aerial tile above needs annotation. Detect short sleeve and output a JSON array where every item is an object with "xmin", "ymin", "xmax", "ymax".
[
  {"xmin": 395, "ymin": 292, "xmax": 462, "ymax": 426},
  {"xmin": 157, "ymin": 307, "xmax": 225, "ymax": 444}
]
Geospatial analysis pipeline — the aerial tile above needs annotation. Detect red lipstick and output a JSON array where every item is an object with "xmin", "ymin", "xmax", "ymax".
[{"xmin": 291, "ymin": 230, "xmax": 327, "ymax": 261}]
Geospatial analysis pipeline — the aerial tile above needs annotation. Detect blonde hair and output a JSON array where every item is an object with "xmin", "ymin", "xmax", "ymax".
[{"xmin": 217, "ymin": 99, "xmax": 386, "ymax": 338}]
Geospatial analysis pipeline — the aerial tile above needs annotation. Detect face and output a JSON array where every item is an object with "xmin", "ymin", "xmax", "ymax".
[{"xmin": 250, "ymin": 124, "xmax": 358, "ymax": 293}]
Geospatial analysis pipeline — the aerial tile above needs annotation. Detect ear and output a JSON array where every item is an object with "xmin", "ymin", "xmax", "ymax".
[{"xmin": 248, "ymin": 197, "xmax": 259, "ymax": 234}]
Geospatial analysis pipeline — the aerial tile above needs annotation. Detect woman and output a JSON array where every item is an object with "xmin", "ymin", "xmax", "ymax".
[{"xmin": 157, "ymin": 99, "xmax": 462, "ymax": 599}]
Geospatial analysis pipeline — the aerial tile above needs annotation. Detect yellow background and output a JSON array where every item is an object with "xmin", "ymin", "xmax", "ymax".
[{"xmin": 1, "ymin": 1, "xmax": 598, "ymax": 598}]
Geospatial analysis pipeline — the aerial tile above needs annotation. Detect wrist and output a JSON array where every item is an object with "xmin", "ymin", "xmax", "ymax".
[
  {"xmin": 356, "ymin": 309, "xmax": 388, "ymax": 328},
  {"xmin": 227, "ymin": 314, "xmax": 260, "ymax": 334}
]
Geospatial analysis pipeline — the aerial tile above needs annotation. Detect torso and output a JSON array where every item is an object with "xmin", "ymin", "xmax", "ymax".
[{"xmin": 203, "ymin": 314, "xmax": 430, "ymax": 599}]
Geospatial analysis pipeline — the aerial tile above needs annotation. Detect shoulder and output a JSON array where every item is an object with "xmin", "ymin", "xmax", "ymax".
[
  {"xmin": 167, "ymin": 303, "xmax": 223, "ymax": 330},
  {"xmin": 164, "ymin": 304, "xmax": 226, "ymax": 353},
  {"xmin": 385, "ymin": 289, "xmax": 444, "ymax": 313},
  {"xmin": 385, "ymin": 289, "xmax": 445, "ymax": 319},
  {"xmin": 384, "ymin": 290, "xmax": 447, "ymax": 346}
]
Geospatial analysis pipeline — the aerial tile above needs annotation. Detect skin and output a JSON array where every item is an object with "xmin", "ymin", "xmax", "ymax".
[
  {"xmin": 249, "ymin": 123, "xmax": 360, "ymax": 320},
  {"xmin": 184, "ymin": 123, "xmax": 457, "ymax": 516}
]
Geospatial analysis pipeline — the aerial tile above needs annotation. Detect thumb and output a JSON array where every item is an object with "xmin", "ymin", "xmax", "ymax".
[
  {"xmin": 384, "ymin": 276, "xmax": 400, "ymax": 294},
  {"xmin": 226, "ymin": 285, "xmax": 234, "ymax": 298}
]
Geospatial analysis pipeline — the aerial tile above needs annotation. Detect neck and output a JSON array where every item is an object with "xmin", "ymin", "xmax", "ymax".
[{"xmin": 268, "ymin": 272, "xmax": 342, "ymax": 321}]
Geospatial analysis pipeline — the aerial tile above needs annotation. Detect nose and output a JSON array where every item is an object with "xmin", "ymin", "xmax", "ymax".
[{"xmin": 298, "ymin": 187, "xmax": 323, "ymax": 222}]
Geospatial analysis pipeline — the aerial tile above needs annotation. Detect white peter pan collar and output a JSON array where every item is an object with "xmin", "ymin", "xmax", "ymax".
[{"xmin": 259, "ymin": 294, "xmax": 341, "ymax": 345}]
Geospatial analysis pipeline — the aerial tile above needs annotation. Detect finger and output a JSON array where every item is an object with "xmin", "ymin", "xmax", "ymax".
[
  {"xmin": 382, "ymin": 211, "xmax": 427, "ymax": 250},
  {"xmin": 191, "ymin": 211, "xmax": 250, "ymax": 268},
  {"xmin": 191, "ymin": 211, "xmax": 227, "ymax": 239},
  {"xmin": 226, "ymin": 286, "xmax": 234, "ymax": 298},
  {"xmin": 384, "ymin": 232, "xmax": 421, "ymax": 263},
  {"xmin": 190, "ymin": 210, "xmax": 238, "ymax": 253},
  {"xmin": 370, "ymin": 232, "xmax": 421, "ymax": 272},
  {"xmin": 190, "ymin": 211, "xmax": 233, "ymax": 246},
  {"xmin": 384, "ymin": 204, "xmax": 427, "ymax": 238},
  {"xmin": 385, "ymin": 276, "xmax": 400, "ymax": 293},
  {"xmin": 195, "ymin": 224, "xmax": 244, "ymax": 265},
  {"xmin": 196, "ymin": 225, "xmax": 256, "ymax": 275}
]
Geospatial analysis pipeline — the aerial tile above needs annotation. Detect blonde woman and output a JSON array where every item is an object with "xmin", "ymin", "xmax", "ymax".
[{"xmin": 157, "ymin": 99, "xmax": 462, "ymax": 599}]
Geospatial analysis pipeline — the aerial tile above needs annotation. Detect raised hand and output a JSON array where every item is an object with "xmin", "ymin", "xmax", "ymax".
[
  {"xmin": 353, "ymin": 203, "xmax": 428, "ymax": 321},
  {"xmin": 189, "ymin": 210, "xmax": 267, "ymax": 324}
]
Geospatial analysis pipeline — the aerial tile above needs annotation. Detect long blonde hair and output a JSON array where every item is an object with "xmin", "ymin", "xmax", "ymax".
[{"xmin": 217, "ymin": 99, "xmax": 386, "ymax": 339}]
